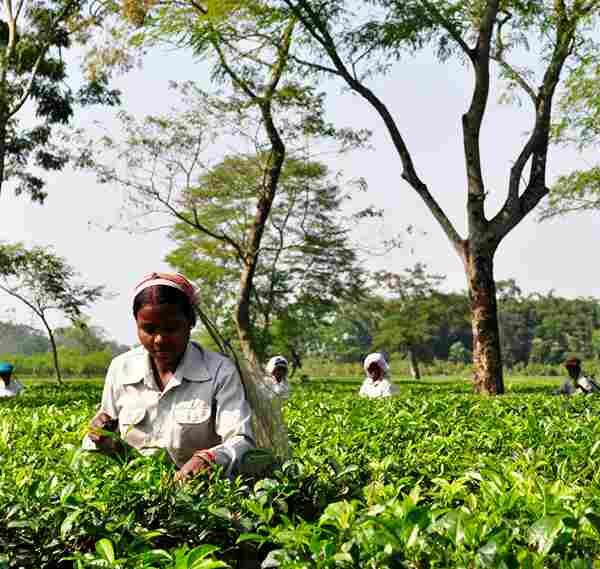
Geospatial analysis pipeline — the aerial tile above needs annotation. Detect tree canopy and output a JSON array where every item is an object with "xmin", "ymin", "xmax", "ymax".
[
  {"xmin": 540, "ymin": 53, "xmax": 600, "ymax": 219},
  {"xmin": 0, "ymin": 243, "xmax": 105, "ymax": 382},
  {"xmin": 0, "ymin": 0, "xmax": 119, "ymax": 201},
  {"xmin": 257, "ymin": 0, "xmax": 600, "ymax": 393}
]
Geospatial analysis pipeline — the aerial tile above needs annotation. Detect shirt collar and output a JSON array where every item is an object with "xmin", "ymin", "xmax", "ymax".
[
  {"xmin": 122, "ymin": 342, "xmax": 212, "ymax": 386},
  {"xmin": 180, "ymin": 342, "xmax": 212, "ymax": 382}
]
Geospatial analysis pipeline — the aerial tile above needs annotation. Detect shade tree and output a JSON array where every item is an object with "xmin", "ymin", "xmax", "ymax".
[
  {"xmin": 242, "ymin": 0, "xmax": 600, "ymax": 393},
  {"xmin": 373, "ymin": 264, "xmax": 468, "ymax": 379},
  {"xmin": 0, "ymin": 243, "xmax": 105, "ymax": 383},
  {"xmin": 0, "ymin": 0, "xmax": 119, "ymax": 203}
]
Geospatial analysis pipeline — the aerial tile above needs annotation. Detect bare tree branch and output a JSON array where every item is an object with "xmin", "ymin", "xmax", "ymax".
[
  {"xmin": 490, "ymin": 12, "xmax": 536, "ymax": 105},
  {"xmin": 284, "ymin": 0, "xmax": 463, "ymax": 251},
  {"xmin": 490, "ymin": 4, "xmax": 577, "ymax": 239},
  {"xmin": 420, "ymin": 0, "xmax": 475, "ymax": 60},
  {"xmin": 462, "ymin": 0, "xmax": 500, "ymax": 239}
]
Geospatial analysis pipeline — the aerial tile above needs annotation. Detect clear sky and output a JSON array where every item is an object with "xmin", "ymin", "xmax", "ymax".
[{"xmin": 2, "ymin": 45, "xmax": 598, "ymax": 346}]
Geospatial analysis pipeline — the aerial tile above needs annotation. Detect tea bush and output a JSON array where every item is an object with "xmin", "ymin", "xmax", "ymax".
[{"xmin": 1, "ymin": 377, "xmax": 600, "ymax": 568}]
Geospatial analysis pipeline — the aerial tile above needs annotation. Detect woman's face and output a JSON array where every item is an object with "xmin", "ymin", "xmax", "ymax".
[
  {"xmin": 367, "ymin": 362, "xmax": 384, "ymax": 381},
  {"xmin": 272, "ymin": 366, "xmax": 287, "ymax": 382},
  {"xmin": 136, "ymin": 303, "xmax": 191, "ymax": 369}
]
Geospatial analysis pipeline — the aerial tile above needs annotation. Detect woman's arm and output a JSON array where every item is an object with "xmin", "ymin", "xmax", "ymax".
[
  {"xmin": 83, "ymin": 360, "xmax": 120, "ymax": 452},
  {"xmin": 207, "ymin": 362, "xmax": 255, "ymax": 475}
]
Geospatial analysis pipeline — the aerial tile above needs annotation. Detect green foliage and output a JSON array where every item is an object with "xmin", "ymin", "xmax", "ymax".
[
  {"xmin": 540, "ymin": 166, "xmax": 600, "ymax": 220},
  {"xmin": 448, "ymin": 341, "xmax": 471, "ymax": 364},
  {"xmin": 373, "ymin": 264, "xmax": 464, "ymax": 360},
  {"xmin": 0, "ymin": 0, "xmax": 120, "ymax": 199},
  {"xmin": 2, "ymin": 377, "xmax": 600, "ymax": 567},
  {"xmin": 0, "ymin": 243, "xmax": 105, "ymax": 321},
  {"xmin": 540, "ymin": 31, "xmax": 600, "ymax": 220},
  {"xmin": 312, "ymin": 278, "xmax": 600, "ymax": 370},
  {"xmin": 166, "ymin": 151, "xmax": 364, "ymax": 362},
  {"xmin": 0, "ymin": 320, "xmax": 50, "ymax": 354},
  {"xmin": 0, "ymin": 243, "xmax": 106, "ymax": 380},
  {"xmin": 1, "ymin": 349, "xmax": 113, "ymax": 378},
  {"xmin": 54, "ymin": 320, "xmax": 129, "ymax": 356}
]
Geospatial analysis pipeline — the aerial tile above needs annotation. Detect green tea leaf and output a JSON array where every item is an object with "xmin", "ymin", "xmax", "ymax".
[{"xmin": 95, "ymin": 538, "xmax": 116, "ymax": 563}]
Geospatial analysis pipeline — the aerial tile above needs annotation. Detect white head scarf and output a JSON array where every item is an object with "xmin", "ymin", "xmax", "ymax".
[
  {"xmin": 266, "ymin": 355, "xmax": 288, "ymax": 375},
  {"xmin": 363, "ymin": 353, "xmax": 389, "ymax": 377}
]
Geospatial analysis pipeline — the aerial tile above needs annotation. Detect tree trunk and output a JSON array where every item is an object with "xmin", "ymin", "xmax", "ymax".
[
  {"xmin": 463, "ymin": 247, "xmax": 504, "ymax": 394},
  {"xmin": 42, "ymin": 318, "xmax": 63, "ymax": 385},
  {"xmin": 408, "ymin": 347, "xmax": 421, "ymax": 380},
  {"xmin": 235, "ymin": 260, "xmax": 260, "ymax": 367},
  {"xmin": 0, "ymin": 118, "xmax": 7, "ymax": 196}
]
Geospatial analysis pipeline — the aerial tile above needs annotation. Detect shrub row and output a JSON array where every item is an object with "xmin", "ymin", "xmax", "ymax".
[
  {"xmin": 0, "ymin": 349, "xmax": 113, "ymax": 378},
  {"xmin": 301, "ymin": 358, "xmax": 600, "ymax": 378}
]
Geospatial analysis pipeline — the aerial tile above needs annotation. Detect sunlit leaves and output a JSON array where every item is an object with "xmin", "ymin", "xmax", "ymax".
[
  {"xmin": 3, "ymin": 378, "xmax": 600, "ymax": 566},
  {"xmin": 0, "ymin": 1, "xmax": 119, "ymax": 198}
]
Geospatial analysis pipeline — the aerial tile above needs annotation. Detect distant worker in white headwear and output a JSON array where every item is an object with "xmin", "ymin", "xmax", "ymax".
[
  {"xmin": 260, "ymin": 355, "xmax": 291, "ymax": 400},
  {"xmin": 359, "ymin": 353, "xmax": 398, "ymax": 398}
]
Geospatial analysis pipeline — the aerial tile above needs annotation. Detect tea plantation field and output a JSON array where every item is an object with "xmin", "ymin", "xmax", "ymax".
[{"xmin": 2, "ymin": 377, "xmax": 600, "ymax": 568}]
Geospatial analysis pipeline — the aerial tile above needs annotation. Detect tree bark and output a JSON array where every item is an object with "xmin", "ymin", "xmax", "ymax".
[
  {"xmin": 408, "ymin": 347, "xmax": 421, "ymax": 380},
  {"xmin": 0, "ymin": 118, "xmax": 7, "ymax": 195},
  {"xmin": 285, "ymin": 0, "xmax": 582, "ymax": 397},
  {"xmin": 41, "ymin": 317, "xmax": 63, "ymax": 385},
  {"xmin": 462, "ymin": 243, "xmax": 504, "ymax": 394},
  {"xmin": 236, "ymin": 260, "xmax": 261, "ymax": 367}
]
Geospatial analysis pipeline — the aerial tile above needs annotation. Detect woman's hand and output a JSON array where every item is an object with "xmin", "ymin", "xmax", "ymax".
[
  {"xmin": 88, "ymin": 412, "xmax": 118, "ymax": 449},
  {"xmin": 174, "ymin": 451, "xmax": 214, "ymax": 482}
]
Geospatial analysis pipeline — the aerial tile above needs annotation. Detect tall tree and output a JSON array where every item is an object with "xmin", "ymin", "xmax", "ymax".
[
  {"xmin": 77, "ymin": 80, "xmax": 364, "ymax": 361},
  {"xmin": 0, "ymin": 243, "xmax": 104, "ymax": 383},
  {"xmin": 166, "ymin": 153, "xmax": 364, "ymax": 361},
  {"xmin": 109, "ymin": 2, "xmax": 300, "ymax": 367},
  {"xmin": 255, "ymin": 0, "xmax": 600, "ymax": 393},
  {"xmin": 0, "ymin": 0, "xmax": 119, "ymax": 202},
  {"xmin": 373, "ymin": 264, "xmax": 464, "ymax": 379}
]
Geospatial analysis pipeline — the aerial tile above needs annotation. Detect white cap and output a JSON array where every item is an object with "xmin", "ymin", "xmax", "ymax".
[
  {"xmin": 266, "ymin": 356, "xmax": 288, "ymax": 374},
  {"xmin": 363, "ymin": 352, "xmax": 389, "ymax": 373}
]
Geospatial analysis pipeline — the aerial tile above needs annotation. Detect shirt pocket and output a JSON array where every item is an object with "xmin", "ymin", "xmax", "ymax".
[
  {"xmin": 119, "ymin": 407, "xmax": 146, "ymax": 426},
  {"xmin": 174, "ymin": 400, "xmax": 211, "ymax": 424},
  {"xmin": 118, "ymin": 407, "xmax": 147, "ymax": 449}
]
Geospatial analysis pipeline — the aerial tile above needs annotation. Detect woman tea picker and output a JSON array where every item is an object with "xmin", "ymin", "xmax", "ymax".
[
  {"xmin": 83, "ymin": 272, "xmax": 255, "ymax": 481},
  {"xmin": 258, "ymin": 355, "xmax": 291, "ymax": 400},
  {"xmin": 359, "ymin": 352, "xmax": 398, "ymax": 398}
]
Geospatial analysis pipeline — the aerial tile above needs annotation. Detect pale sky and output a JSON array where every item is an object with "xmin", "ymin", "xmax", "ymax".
[{"xmin": 2, "ymin": 46, "xmax": 598, "ymax": 346}]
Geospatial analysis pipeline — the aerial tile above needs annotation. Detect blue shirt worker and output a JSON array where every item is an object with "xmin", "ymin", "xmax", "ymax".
[{"xmin": 0, "ymin": 363, "xmax": 23, "ymax": 398}]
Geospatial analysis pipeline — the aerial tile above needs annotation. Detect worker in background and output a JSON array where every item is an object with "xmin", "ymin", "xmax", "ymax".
[
  {"xmin": 557, "ymin": 357, "xmax": 600, "ymax": 395},
  {"xmin": 359, "ymin": 352, "xmax": 398, "ymax": 398},
  {"xmin": 260, "ymin": 355, "xmax": 291, "ymax": 399},
  {"xmin": 0, "ymin": 363, "xmax": 23, "ymax": 398}
]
